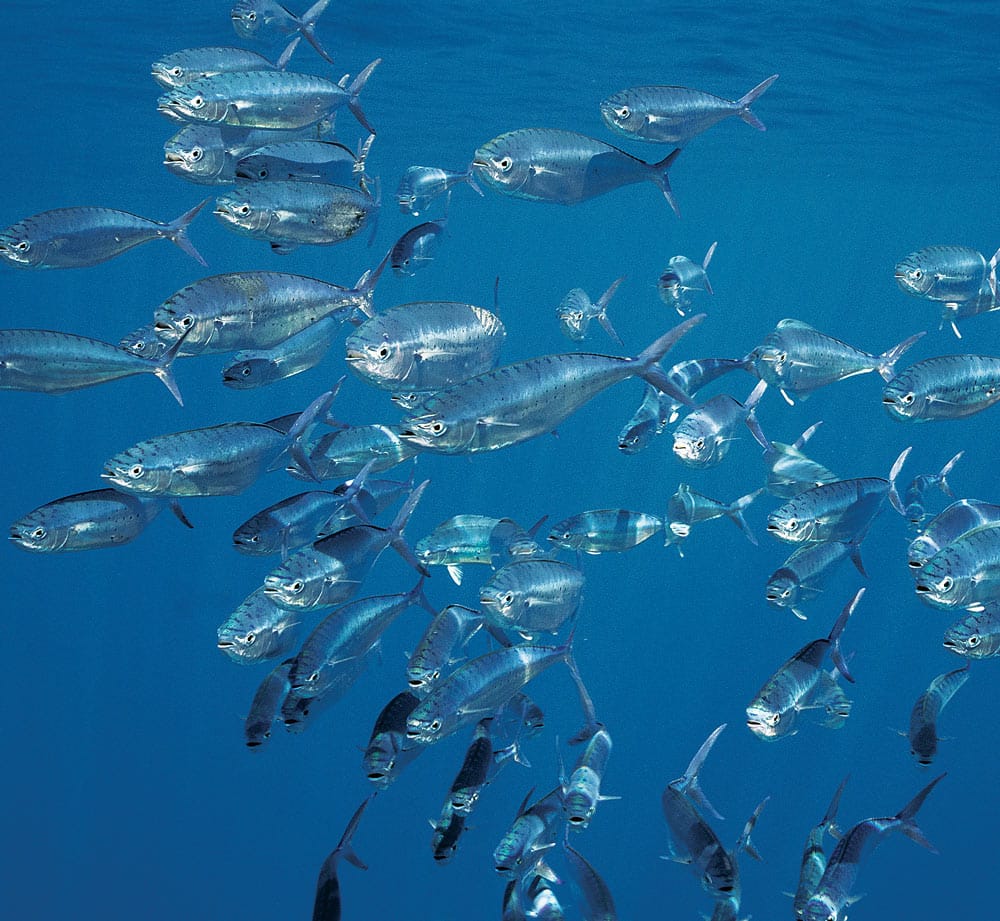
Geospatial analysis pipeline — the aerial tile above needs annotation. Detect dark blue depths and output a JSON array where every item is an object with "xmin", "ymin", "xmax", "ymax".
[{"xmin": 1, "ymin": 2, "xmax": 998, "ymax": 919}]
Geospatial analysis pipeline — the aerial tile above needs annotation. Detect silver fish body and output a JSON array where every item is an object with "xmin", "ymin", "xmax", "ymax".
[
  {"xmin": 548, "ymin": 508, "xmax": 662, "ymax": 554},
  {"xmin": 672, "ymin": 379, "xmax": 767, "ymax": 468},
  {"xmin": 235, "ymin": 137, "xmax": 368, "ymax": 185},
  {"xmin": 556, "ymin": 276, "xmax": 624, "ymax": 346},
  {"xmin": 223, "ymin": 316, "xmax": 338, "ymax": 388},
  {"xmin": 449, "ymin": 719, "xmax": 495, "ymax": 813},
  {"xmin": 895, "ymin": 245, "xmax": 998, "ymax": 302},
  {"xmin": 244, "ymin": 658, "xmax": 294, "ymax": 747},
  {"xmin": 792, "ymin": 778, "xmax": 848, "ymax": 921},
  {"xmin": 291, "ymin": 423, "xmax": 421, "ymax": 482},
  {"xmin": 390, "ymin": 219, "xmax": 446, "ymax": 276},
  {"xmin": 600, "ymin": 75, "xmax": 778, "ymax": 145},
  {"xmin": 480, "ymin": 559, "xmax": 585, "ymax": 636},
  {"xmin": 362, "ymin": 690, "xmax": 421, "ymax": 788},
  {"xmin": 908, "ymin": 665, "xmax": 969, "ymax": 764},
  {"xmin": 943, "ymin": 605, "xmax": 1000, "ymax": 658},
  {"xmin": 761, "ymin": 422, "xmax": 839, "ymax": 498},
  {"xmin": 907, "ymin": 499, "xmax": 1000, "ymax": 570},
  {"xmin": 664, "ymin": 484, "xmax": 759, "ymax": 554},
  {"xmin": 766, "ymin": 540, "xmax": 865, "ymax": 620},
  {"xmin": 152, "ymin": 46, "xmax": 279, "ymax": 88},
  {"xmin": 118, "ymin": 323, "xmax": 170, "ymax": 361},
  {"xmin": 431, "ymin": 803, "xmax": 468, "ymax": 863},
  {"xmin": 217, "ymin": 585, "xmax": 301, "ymax": 663},
  {"xmin": 407, "ymin": 603, "xmax": 483, "ymax": 692},
  {"xmin": 563, "ymin": 841, "xmax": 618, "ymax": 921},
  {"xmin": 883, "ymin": 355, "xmax": 1000, "ymax": 421},
  {"xmin": 472, "ymin": 128, "xmax": 682, "ymax": 213},
  {"xmin": 658, "ymin": 241, "xmax": 717, "ymax": 315},
  {"xmin": 562, "ymin": 727, "xmax": 613, "ymax": 830},
  {"xmin": 767, "ymin": 478, "xmax": 890, "ymax": 543},
  {"xmin": 914, "ymin": 523, "xmax": 1000, "ymax": 610},
  {"xmin": 396, "ymin": 165, "xmax": 481, "ymax": 216},
  {"xmin": 494, "ymin": 786, "xmax": 564, "ymax": 879},
  {"xmin": 345, "ymin": 301, "xmax": 505, "ymax": 392},
  {"xmin": 231, "ymin": 0, "xmax": 335, "ymax": 66},
  {"xmin": 617, "ymin": 383, "xmax": 672, "ymax": 453}
]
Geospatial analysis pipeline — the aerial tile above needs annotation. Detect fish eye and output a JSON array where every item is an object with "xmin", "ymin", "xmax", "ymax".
[
  {"xmin": 247, "ymin": 10, "xmax": 257, "ymax": 20},
  {"xmin": 498, "ymin": 156, "xmax": 513, "ymax": 172},
  {"xmin": 32, "ymin": 527, "xmax": 46, "ymax": 539},
  {"xmin": 786, "ymin": 519, "xmax": 798, "ymax": 530},
  {"xmin": 911, "ymin": 268, "xmax": 922, "ymax": 279},
  {"xmin": 237, "ymin": 204, "xmax": 251, "ymax": 216},
  {"xmin": 615, "ymin": 105, "xmax": 630, "ymax": 119},
  {"xmin": 430, "ymin": 421, "xmax": 445, "ymax": 435},
  {"xmin": 130, "ymin": 464, "xmax": 144, "ymax": 478},
  {"xmin": 241, "ymin": 365, "xmax": 252, "ymax": 376},
  {"xmin": 902, "ymin": 392, "xmax": 914, "ymax": 404},
  {"xmin": 695, "ymin": 438, "xmax": 704, "ymax": 449},
  {"xmin": 289, "ymin": 580, "xmax": 304, "ymax": 594},
  {"xmin": 169, "ymin": 66, "xmax": 183, "ymax": 77},
  {"xmin": 257, "ymin": 168, "xmax": 268, "ymax": 179},
  {"xmin": 430, "ymin": 719, "xmax": 442, "ymax": 732},
  {"xmin": 309, "ymin": 670, "xmax": 320, "ymax": 682},
  {"xmin": 180, "ymin": 315, "xmax": 194, "ymax": 328},
  {"xmin": 189, "ymin": 95, "xmax": 204, "ymax": 109},
  {"xmin": 939, "ymin": 576, "xmax": 953, "ymax": 592},
  {"xmin": 502, "ymin": 592, "xmax": 514, "ymax": 606},
  {"xmin": 377, "ymin": 345, "xmax": 390, "ymax": 360},
  {"xmin": 967, "ymin": 634, "xmax": 981, "ymax": 647},
  {"xmin": 781, "ymin": 589, "xmax": 790, "ymax": 599},
  {"xmin": 190, "ymin": 147, "xmax": 203, "ymax": 161},
  {"xmin": 243, "ymin": 632, "xmax": 256, "ymax": 645},
  {"xmin": 987, "ymin": 386, "xmax": 997, "ymax": 397},
  {"xmin": 16, "ymin": 241, "xmax": 29, "ymax": 252},
  {"xmin": 770, "ymin": 713, "xmax": 780, "ymax": 724}
]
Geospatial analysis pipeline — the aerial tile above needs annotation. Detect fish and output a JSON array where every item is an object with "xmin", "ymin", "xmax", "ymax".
[
  {"xmin": 447, "ymin": 719, "xmax": 495, "ymax": 814},
  {"xmin": 151, "ymin": 46, "xmax": 284, "ymax": 88},
  {"xmin": 882, "ymin": 355, "xmax": 1000, "ymax": 421},
  {"xmin": 563, "ymin": 838, "xmax": 618, "ymax": 921},
  {"xmin": 767, "ymin": 476, "xmax": 897, "ymax": 543},
  {"xmin": 244, "ymin": 658, "xmax": 294, "ymax": 747},
  {"xmin": 232, "ymin": 0, "xmax": 334, "ymax": 66},
  {"xmin": 9, "ymin": 488, "xmax": 190, "ymax": 553},
  {"xmin": 157, "ymin": 60, "xmax": 380, "ymax": 133},
  {"xmin": 801, "ymin": 775, "xmax": 945, "ymax": 921},
  {"xmin": 600, "ymin": 75, "xmax": 779, "ymax": 145},
  {"xmin": 759, "ymin": 422, "xmax": 839, "ymax": 498},
  {"xmin": 407, "ymin": 603, "xmax": 484, "ymax": 692},
  {"xmin": 262, "ymin": 480, "xmax": 429, "ymax": 610},
  {"xmin": 396, "ymin": 164, "xmax": 482, "ymax": 216},
  {"xmin": 390, "ymin": 212, "xmax": 448, "ymax": 277},
  {"xmin": 617, "ymin": 383, "xmax": 672, "ymax": 454},
  {"xmin": 0, "ymin": 200, "xmax": 208, "ymax": 268},
  {"xmin": 289, "ymin": 423, "xmax": 421, "ymax": 483},
  {"xmin": 914, "ymin": 523, "xmax": 1000, "ymax": 611},
  {"xmin": 430, "ymin": 802, "xmax": 468, "ymax": 863},
  {"xmin": 235, "ymin": 135, "xmax": 373, "ymax": 185},
  {"xmin": 217, "ymin": 585, "xmax": 301, "ymax": 663},
  {"xmin": 400, "ymin": 316, "xmax": 703, "ymax": 455},
  {"xmin": 548, "ymin": 508, "xmax": 662, "ymax": 555},
  {"xmin": 118, "ymin": 323, "xmax": 170, "ymax": 361},
  {"xmin": 561, "ymin": 727, "xmax": 616, "ymax": 830},
  {"xmin": 672, "ymin": 378, "xmax": 769, "ymax": 468},
  {"xmin": 894, "ymin": 244, "xmax": 999, "ymax": 303},
  {"xmin": 151, "ymin": 257, "xmax": 386, "ymax": 356},
  {"xmin": 935, "ymin": 285, "xmax": 999, "ymax": 339},
  {"xmin": 791, "ymin": 777, "xmax": 849, "ymax": 921},
  {"xmin": 943, "ymin": 605, "xmax": 1000, "ymax": 659},
  {"xmin": 493, "ymin": 785, "xmax": 564, "ymax": 880},
  {"xmin": 658, "ymin": 241, "xmax": 717, "ymax": 316},
  {"xmin": 472, "ymin": 128, "xmax": 683, "ymax": 214},
  {"xmin": 214, "ymin": 179, "xmax": 378, "ymax": 252},
  {"xmin": 664, "ymin": 485, "xmax": 760, "ymax": 556},
  {"xmin": 766, "ymin": 540, "xmax": 866, "ymax": 621},
  {"xmin": 491, "ymin": 693, "xmax": 546, "ymax": 770},
  {"xmin": 556, "ymin": 276, "xmax": 625, "ymax": 346},
  {"xmin": 907, "ymin": 499, "xmax": 1000, "ymax": 571},
  {"xmin": 281, "ymin": 648, "xmax": 368, "ymax": 734},
  {"xmin": 310, "ymin": 795, "xmax": 373, "ymax": 921},
  {"xmin": 362, "ymin": 690, "xmax": 422, "ymax": 788},
  {"xmin": 479, "ymin": 559, "xmax": 585, "ymax": 638},
  {"xmin": 222, "ymin": 316, "xmax": 338, "ymax": 389},
  {"xmin": 345, "ymin": 301, "xmax": 506, "ymax": 393},
  {"xmin": 746, "ymin": 588, "xmax": 862, "ymax": 739},
  {"xmin": 908, "ymin": 664, "xmax": 970, "ymax": 765},
  {"xmin": 753, "ymin": 319, "xmax": 924, "ymax": 404},
  {"xmin": 888, "ymin": 447, "xmax": 962, "ymax": 528}
]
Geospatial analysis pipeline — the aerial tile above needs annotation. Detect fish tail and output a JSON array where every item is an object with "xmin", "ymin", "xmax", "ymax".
[
  {"xmin": 877, "ymin": 329, "xmax": 926, "ymax": 381},
  {"xmin": 887, "ymin": 446, "xmax": 912, "ymax": 516},
  {"xmin": 702, "ymin": 240, "xmax": 718, "ymax": 277},
  {"xmin": 726, "ymin": 488, "xmax": 763, "ymax": 545},
  {"xmin": 275, "ymin": 36, "xmax": 301, "ymax": 69},
  {"xmin": 149, "ymin": 324, "xmax": 192, "ymax": 406},
  {"xmin": 821, "ymin": 775, "xmax": 850, "ymax": 827},
  {"xmin": 679, "ymin": 724, "xmax": 726, "ymax": 820},
  {"xmin": 333, "ymin": 793, "xmax": 375, "ymax": 871},
  {"xmin": 938, "ymin": 451, "xmax": 963, "ymax": 497},
  {"xmin": 737, "ymin": 796, "xmax": 769, "ymax": 861},
  {"xmin": 410, "ymin": 574, "xmax": 436, "ymax": 615},
  {"xmin": 736, "ymin": 74, "xmax": 779, "ymax": 130},
  {"xmin": 637, "ymin": 314, "xmax": 705, "ymax": 404},
  {"xmin": 389, "ymin": 479, "xmax": 431, "ymax": 574},
  {"xmin": 351, "ymin": 248, "xmax": 391, "ymax": 320},
  {"xmin": 650, "ymin": 147, "xmax": 682, "ymax": 216},
  {"xmin": 338, "ymin": 458, "xmax": 378, "ymax": 525},
  {"xmin": 895, "ymin": 773, "xmax": 945, "ymax": 852},
  {"xmin": 163, "ymin": 198, "xmax": 210, "ymax": 267},
  {"xmin": 847, "ymin": 539, "xmax": 868, "ymax": 578},
  {"xmin": 595, "ymin": 275, "xmax": 626, "ymax": 347},
  {"xmin": 743, "ymin": 379, "xmax": 770, "ymax": 449},
  {"xmin": 280, "ymin": 383, "xmax": 343, "ymax": 480},
  {"xmin": 828, "ymin": 587, "xmax": 864, "ymax": 684},
  {"xmin": 347, "ymin": 58, "xmax": 382, "ymax": 135},
  {"xmin": 562, "ymin": 632, "xmax": 602, "ymax": 745}
]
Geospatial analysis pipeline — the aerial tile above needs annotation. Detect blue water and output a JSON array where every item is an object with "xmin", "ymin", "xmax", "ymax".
[{"xmin": 2, "ymin": 1, "xmax": 998, "ymax": 918}]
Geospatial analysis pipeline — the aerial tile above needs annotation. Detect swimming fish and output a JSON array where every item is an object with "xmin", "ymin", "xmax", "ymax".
[
  {"xmin": 223, "ymin": 316, "xmax": 339, "ymax": 389},
  {"xmin": 600, "ymin": 75, "xmax": 779, "ymax": 145},
  {"xmin": 0, "ymin": 200, "xmax": 208, "ymax": 268},
  {"xmin": 759, "ymin": 422, "xmax": 840, "ymax": 498},
  {"xmin": 563, "ymin": 838, "xmax": 619, "ymax": 921},
  {"xmin": 907, "ymin": 664, "xmax": 969, "ymax": 765},
  {"xmin": 217, "ymin": 585, "xmax": 301, "ymax": 663},
  {"xmin": 362, "ymin": 690, "xmax": 422, "ymax": 788},
  {"xmin": 289, "ymin": 423, "xmax": 422, "ymax": 482},
  {"xmin": 882, "ymin": 355, "xmax": 1000, "ymax": 421},
  {"xmin": 390, "ymin": 210, "xmax": 448, "ymax": 277},
  {"xmin": 767, "ymin": 477, "xmax": 898, "ymax": 543},
  {"xmin": 232, "ymin": 0, "xmax": 334, "ymax": 65},
  {"xmin": 658, "ymin": 241, "xmax": 717, "ymax": 316},
  {"xmin": 151, "ymin": 45, "xmax": 286, "ymax": 89},
  {"xmin": 914, "ymin": 523, "xmax": 1000, "ymax": 611},
  {"xmin": 888, "ymin": 447, "xmax": 962, "ymax": 528},
  {"xmin": 894, "ymin": 244, "xmax": 998, "ymax": 303},
  {"xmin": 310, "ymin": 795, "xmax": 373, "ymax": 921},
  {"xmin": 561, "ymin": 727, "xmax": 616, "ymax": 830},
  {"xmin": 400, "ymin": 315, "xmax": 703, "ymax": 455},
  {"xmin": 472, "ymin": 128, "xmax": 683, "ymax": 215},
  {"xmin": 672, "ymin": 379, "xmax": 768, "ymax": 468},
  {"xmin": 396, "ymin": 164, "xmax": 482, "ymax": 216},
  {"xmin": 943, "ymin": 605, "xmax": 1000, "ymax": 659},
  {"xmin": 791, "ymin": 777, "xmax": 849, "ymax": 921},
  {"xmin": 244, "ymin": 658, "xmax": 294, "ymax": 747},
  {"xmin": 493, "ymin": 785, "xmax": 565, "ymax": 881},
  {"xmin": 766, "ymin": 540, "xmax": 866, "ymax": 620},
  {"xmin": 548, "ymin": 508, "xmax": 663, "ymax": 555},
  {"xmin": 664, "ymin": 485, "xmax": 760, "ymax": 556},
  {"xmin": 556, "ymin": 276, "xmax": 625, "ymax": 346},
  {"xmin": 907, "ymin": 499, "xmax": 1000, "ymax": 571},
  {"xmin": 407, "ymin": 603, "xmax": 484, "ymax": 693},
  {"xmin": 479, "ymin": 559, "xmax": 585, "ymax": 638},
  {"xmin": 430, "ymin": 802, "xmax": 468, "ymax": 864},
  {"xmin": 447, "ymin": 718, "xmax": 495, "ymax": 814},
  {"xmin": 236, "ymin": 135, "xmax": 373, "ymax": 185}
]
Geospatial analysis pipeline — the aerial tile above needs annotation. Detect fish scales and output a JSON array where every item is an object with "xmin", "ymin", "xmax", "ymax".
[
  {"xmin": 895, "ymin": 245, "xmax": 997, "ymax": 302},
  {"xmin": 909, "ymin": 666, "xmax": 969, "ymax": 764},
  {"xmin": 767, "ymin": 478, "xmax": 890, "ymax": 543},
  {"xmin": 908, "ymin": 499, "xmax": 1000, "ymax": 569},
  {"xmin": 943, "ymin": 606, "xmax": 1000, "ymax": 658},
  {"xmin": 244, "ymin": 659, "xmax": 294, "ymax": 747},
  {"xmin": 223, "ymin": 316, "xmax": 338, "ymax": 388},
  {"xmin": 883, "ymin": 354, "xmax": 1000, "ymax": 421},
  {"xmin": 480, "ymin": 559, "xmax": 584, "ymax": 635},
  {"xmin": 915, "ymin": 523, "xmax": 1000, "ymax": 609}
]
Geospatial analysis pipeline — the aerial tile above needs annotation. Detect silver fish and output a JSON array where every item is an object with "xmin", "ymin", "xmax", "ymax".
[
  {"xmin": 658, "ymin": 241, "xmax": 717, "ymax": 316},
  {"xmin": 310, "ymin": 795, "xmax": 372, "ymax": 921},
  {"xmin": 472, "ymin": 128, "xmax": 683, "ymax": 214},
  {"xmin": 494, "ymin": 785, "xmax": 564, "ymax": 880},
  {"xmin": 556, "ymin": 276, "xmax": 624, "ymax": 346},
  {"xmin": 907, "ymin": 499, "xmax": 1000, "ymax": 571},
  {"xmin": 157, "ymin": 60, "xmax": 379, "ymax": 133},
  {"xmin": 888, "ymin": 446, "xmax": 962, "ymax": 528},
  {"xmin": 617, "ymin": 383, "xmax": 672, "ymax": 453},
  {"xmin": 672, "ymin": 379, "xmax": 768, "ymax": 468},
  {"xmin": 943, "ymin": 605, "xmax": 1000, "ymax": 659},
  {"xmin": 908, "ymin": 665, "xmax": 970, "ymax": 765},
  {"xmin": 118, "ymin": 323, "xmax": 170, "ymax": 361},
  {"xmin": 766, "ymin": 540, "xmax": 866, "ymax": 621},
  {"xmin": 791, "ymin": 777, "xmax": 849, "ymax": 921},
  {"xmin": 289, "ymin": 423, "xmax": 421, "ymax": 482},
  {"xmin": 664, "ymin": 485, "xmax": 760, "ymax": 556},
  {"xmin": 390, "ymin": 212, "xmax": 447, "ymax": 277},
  {"xmin": 802, "ymin": 775, "xmax": 944, "ymax": 921},
  {"xmin": 883, "ymin": 355, "xmax": 1000, "ymax": 421},
  {"xmin": 767, "ymin": 477, "xmax": 895, "ymax": 543},
  {"xmin": 345, "ymin": 301, "xmax": 506, "ymax": 393},
  {"xmin": 914, "ymin": 523, "xmax": 1000, "ymax": 611},
  {"xmin": 0, "ymin": 328, "xmax": 186, "ymax": 404},
  {"xmin": 396, "ymin": 164, "xmax": 482, "ymax": 216},
  {"xmin": 746, "ymin": 588, "xmax": 861, "ymax": 740},
  {"xmin": 232, "ymin": 0, "xmax": 333, "ymax": 65},
  {"xmin": 407, "ymin": 604, "xmax": 484, "ymax": 693},
  {"xmin": 431, "ymin": 802, "xmax": 468, "ymax": 864},
  {"xmin": 562, "ymin": 727, "xmax": 616, "ymax": 830},
  {"xmin": 214, "ymin": 179, "xmax": 378, "ymax": 252},
  {"xmin": 759, "ymin": 421, "xmax": 839, "ymax": 498},
  {"xmin": 401, "ymin": 316, "xmax": 703, "ymax": 455},
  {"xmin": 600, "ymin": 75, "xmax": 778, "ymax": 145},
  {"xmin": 362, "ymin": 690, "xmax": 421, "ymax": 788},
  {"xmin": 549, "ymin": 508, "xmax": 662, "ymax": 555},
  {"xmin": 479, "ymin": 559, "xmax": 585, "ymax": 637},
  {"xmin": 223, "ymin": 316, "xmax": 338, "ymax": 389},
  {"xmin": 448, "ymin": 719, "xmax": 495, "ymax": 814},
  {"xmin": 0, "ymin": 200, "xmax": 207, "ymax": 268},
  {"xmin": 244, "ymin": 658, "xmax": 294, "ymax": 747},
  {"xmin": 235, "ymin": 135, "xmax": 373, "ymax": 185},
  {"xmin": 151, "ymin": 46, "xmax": 281, "ymax": 88},
  {"xmin": 217, "ymin": 585, "xmax": 301, "ymax": 663},
  {"xmin": 9, "ymin": 488, "xmax": 189, "ymax": 553},
  {"xmin": 895, "ymin": 244, "xmax": 998, "ymax": 303}
]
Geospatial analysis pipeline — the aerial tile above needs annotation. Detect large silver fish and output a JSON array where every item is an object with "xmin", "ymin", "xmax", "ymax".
[
  {"xmin": 493, "ymin": 785, "xmax": 564, "ymax": 881},
  {"xmin": 907, "ymin": 499, "xmax": 1000, "ymax": 571},
  {"xmin": 217, "ymin": 585, "xmax": 300, "ymax": 663},
  {"xmin": 759, "ymin": 422, "xmax": 839, "ymax": 498},
  {"xmin": 895, "ymin": 244, "xmax": 998, "ymax": 303},
  {"xmin": 908, "ymin": 664, "xmax": 969, "ymax": 765},
  {"xmin": 151, "ymin": 46, "xmax": 283, "ymax": 88},
  {"xmin": 791, "ymin": 777, "xmax": 849, "ymax": 921},
  {"xmin": 472, "ymin": 128, "xmax": 683, "ymax": 214},
  {"xmin": 767, "ymin": 477, "xmax": 897, "ymax": 543},
  {"xmin": 561, "ymin": 727, "xmax": 616, "ymax": 830},
  {"xmin": 289, "ymin": 423, "xmax": 422, "ymax": 482},
  {"xmin": 600, "ymin": 75, "xmax": 778, "ymax": 145},
  {"xmin": 0, "ymin": 201, "xmax": 207, "ymax": 268},
  {"xmin": 672, "ymin": 378, "xmax": 768, "ymax": 468},
  {"xmin": 914, "ymin": 523, "xmax": 1000, "ymax": 611},
  {"xmin": 766, "ymin": 540, "xmax": 865, "ymax": 621},
  {"xmin": 400, "ymin": 316, "xmax": 703, "ymax": 455},
  {"xmin": 548, "ymin": 508, "xmax": 662, "ymax": 555},
  {"xmin": 883, "ymin": 355, "xmax": 1000, "ymax": 421},
  {"xmin": 943, "ymin": 605, "xmax": 1000, "ymax": 659},
  {"xmin": 244, "ymin": 658, "xmax": 294, "ymax": 747},
  {"xmin": 406, "ymin": 603, "xmax": 484, "ymax": 693},
  {"xmin": 479, "ymin": 559, "xmax": 585, "ymax": 637}
]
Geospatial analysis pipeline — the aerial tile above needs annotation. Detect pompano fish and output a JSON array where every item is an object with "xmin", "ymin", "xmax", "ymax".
[
  {"xmin": 236, "ymin": 135, "xmax": 373, "ymax": 185},
  {"xmin": 396, "ymin": 164, "xmax": 482, "ymax": 216},
  {"xmin": 895, "ymin": 244, "xmax": 998, "ymax": 303},
  {"xmin": 345, "ymin": 301, "xmax": 505, "ymax": 393},
  {"xmin": 151, "ymin": 46, "xmax": 283, "ymax": 88},
  {"xmin": 562, "ymin": 727, "xmax": 616, "ymax": 830},
  {"xmin": 883, "ymin": 355, "xmax": 1000, "ymax": 421},
  {"xmin": 310, "ymin": 795, "xmax": 373, "ymax": 921},
  {"xmin": 746, "ymin": 588, "xmax": 861, "ymax": 740},
  {"xmin": 672, "ymin": 378, "xmax": 768, "ymax": 468},
  {"xmin": 801, "ymin": 775, "xmax": 945, "ymax": 921},
  {"xmin": 943, "ymin": 605, "xmax": 1000, "ymax": 659},
  {"xmin": 472, "ymin": 128, "xmax": 683, "ymax": 215},
  {"xmin": 791, "ymin": 777, "xmax": 849, "ymax": 921},
  {"xmin": 767, "ymin": 476, "xmax": 897, "ymax": 543},
  {"xmin": 914, "ymin": 522, "xmax": 1000, "ymax": 611},
  {"xmin": 766, "ymin": 539, "xmax": 866, "ymax": 621},
  {"xmin": 118, "ymin": 323, "xmax": 169, "ymax": 361},
  {"xmin": 431, "ymin": 803, "xmax": 468, "ymax": 863},
  {"xmin": 214, "ymin": 180, "xmax": 378, "ymax": 252},
  {"xmin": 556, "ymin": 276, "xmax": 625, "ymax": 346},
  {"xmin": 448, "ymin": 719, "xmax": 495, "ymax": 814},
  {"xmin": 759, "ymin": 422, "xmax": 839, "ymax": 498},
  {"xmin": 888, "ymin": 446, "xmax": 962, "ymax": 528},
  {"xmin": 407, "ymin": 603, "xmax": 484, "ymax": 693},
  {"xmin": 0, "ymin": 200, "xmax": 207, "ymax": 268},
  {"xmin": 289, "ymin": 423, "xmax": 422, "ymax": 482},
  {"xmin": 157, "ymin": 59, "xmax": 380, "ymax": 133},
  {"xmin": 548, "ymin": 508, "xmax": 662, "ymax": 555},
  {"xmin": 658, "ymin": 241, "xmax": 717, "ymax": 316},
  {"xmin": 753, "ymin": 319, "xmax": 924, "ymax": 404},
  {"xmin": 493, "ymin": 785, "xmax": 564, "ymax": 880},
  {"xmin": 908, "ymin": 664, "xmax": 969, "ymax": 765},
  {"xmin": 401, "ymin": 315, "xmax": 704, "ymax": 455},
  {"xmin": 217, "ymin": 585, "xmax": 300, "ymax": 664},
  {"xmin": 362, "ymin": 690, "xmax": 421, "ymax": 788},
  {"xmin": 232, "ymin": 0, "xmax": 334, "ymax": 66},
  {"xmin": 600, "ymin": 75, "xmax": 779, "ymax": 145},
  {"xmin": 223, "ymin": 316, "xmax": 338, "ymax": 389},
  {"xmin": 9, "ymin": 488, "xmax": 190, "ymax": 553},
  {"xmin": 907, "ymin": 499, "xmax": 1000, "ymax": 571},
  {"xmin": 390, "ymin": 213, "xmax": 447, "ymax": 277},
  {"xmin": 664, "ymin": 485, "xmax": 760, "ymax": 556},
  {"xmin": 479, "ymin": 559, "xmax": 585, "ymax": 637},
  {"xmin": 244, "ymin": 658, "xmax": 294, "ymax": 747}
]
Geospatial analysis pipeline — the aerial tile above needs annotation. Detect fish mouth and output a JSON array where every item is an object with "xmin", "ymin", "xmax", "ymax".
[
  {"xmin": 163, "ymin": 151, "xmax": 185, "ymax": 164},
  {"xmin": 942, "ymin": 638, "xmax": 961, "ymax": 651},
  {"xmin": 914, "ymin": 584, "xmax": 931, "ymax": 593},
  {"xmin": 217, "ymin": 641, "xmax": 234, "ymax": 649},
  {"xmin": 882, "ymin": 396, "xmax": 899, "ymax": 405},
  {"xmin": 765, "ymin": 591, "xmax": 780, "ymax": 601},
  {"xmin": 765, "ymin": 523, "xmax": 782, "ymax": 532},
  {"xmin": 344, "ymin": 350, "xmax": 365, "ymax": 362},
  {"xmin": 908, "ymin": 560, "xmax": 924, "ymax": 569}
]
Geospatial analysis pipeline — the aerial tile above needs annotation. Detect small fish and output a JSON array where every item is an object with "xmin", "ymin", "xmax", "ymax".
[
  {"xmin": 914, "ymin": 523, "xmax": 1000, "ymax": 611},
  {"xmin": 908, "ymin": 664, "xmax": 970, "ymax": 765},
  {"xmin": 672, "ymin": 379, "xmax": 768, "ymax": 468},
  {"xmin": 223, "ymin": 316, "xmax": 338, "ymax": 389},
  {"xmin": 801, "ymin": 775, "xmax": 945, "ymax": 921},
  {"xmin": 791, "ymin": 777, "xmax": 849, "ymax": 921},
  {"xmin": 883, "ymin": 355, "xmax": 1000, "ymax": 421},
  {"xmin": 759, "ymin": 422, "xmax": 839, "ymax": 498},
  {"xmin": 479, "ymin": 559, "xmax": 585, "ymax": 638},
  {"xmin": 407, "ymin": 603, "xmax": 484, "ymax": 692},
  {"xmin": 472, "ymin": 128, "xmax": 683, "ymax": 214},
  {"xmin": 753, "ymin": 319, "xmax": 924, "ymax": 404},
  {"xmin": 658, "ymin": 241, "xmax": 717, "ymax": 316},
  {"xmin": 118, "ymin": 323, "xmax": 169, "ymax": 361},
  {"xmin": 151, "ymin": 46, "xmax": 282, "ymax": 88},
  {"xmin": 232, "ymin": 0, "xmax": 334, "ymax": 66},
  {"xmin": 245, "ymin": 658, "xmax": 294, "ymax": 747},
  {"xmin": 217, "ymin": 585, "xmax": 301, "ymax": 663},
  {"xmin": 943, "ymin": 605, "xmax": 1000, "ymax": 659},
  {"xmin": 548, "ymin": 508, "xmax": 662, "ymax": 555},
  {"xmin": 767, "ymin": 476, "xmax": 897, "ymax": 543},
  {"xmin": 448, "ymin": 719, "xmax": 495, "ymax": 814},
  {"xmin": 746, "ymin": 588, "xmax": 861, "ymax": 740},
  {"xmin": 766, "ymin": 540, "xmax": 866, "ymax": 621},
  {"xmin": 289, "ymin": 423, "xmax": 422, "ymax": 482},
  {"xmin": 556, "ymin": 276, "xmax": 625, "ymax": 346},
  {"xmin": 494, "ymin": 785, "xmax": 564, "ymax": 880},
  {"xmin": 664, "ymin": 485, "xmax": 760, "ymax": 556},
  {"xmin": 0, "ymin": 200, "xmax": 208, "ymax": 268},
  {"xmin": 600, "ymin": 75, "xmax": 779, "ymax": 145},
  {"xmin": 617, "ymin": 383, "xmax": 673, "ymax": 454},
  {"xmin": 562, "ymin": 727, "xmax": 617, "ymax": 830},
  {"xmin": 895, "ymin": 244, "xmax": 999, "ymax": 303},
  {"xmin": 235, "ymin": 135, "xmax": 373, "ymax": 185},
  {"xmin": 888, "ymin": 446, "xmax": 962, "ymax": 528},
  {"xmin": 311, "ymin": 795, "xmax": 373, "ymax": 921},
  {"xmin": 907, "ymin": 499, "xmax": 1000, "ymax": 571},
  {"xmin": 430, "ymin": 802, "xmax": 468, "ymax": 863},
  {"xmin": 396, "ymin": 164, "xmax": 482, "ymax": 216},
  {"xmin": 9, "ymin": 488, "xmax": 190, "ymax": 553},
  {"xmin": 362, "ymin": 690, "xmax": 422, "ymax": 788},
  {"xmin": 563, "ymin": 838, "xmax": 618, "ymax": 921},
  {"xmin": 391, "ymin": 212, "xmax": 447, "ymax": 277}
]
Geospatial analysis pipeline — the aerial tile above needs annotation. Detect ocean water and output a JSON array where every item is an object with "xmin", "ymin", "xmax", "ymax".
[{"xmin": 2, "ymin": 1, "xmax": 998, "ymax": 918}]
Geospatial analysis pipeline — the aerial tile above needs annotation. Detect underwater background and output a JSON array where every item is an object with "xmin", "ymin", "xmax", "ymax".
[{"xmin": 2, "ymin": 1, "xmax": 998, "ymax": 918}]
